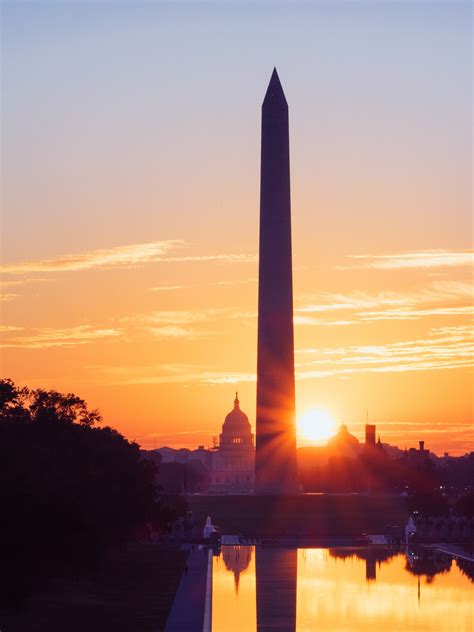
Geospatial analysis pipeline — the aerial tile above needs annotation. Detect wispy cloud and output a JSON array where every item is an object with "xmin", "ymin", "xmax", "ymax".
[
  {"xmin": 0, "ymin": 241, "xmax": 257, "ymax": 275},
  {"xmin": 148, "ymin": 326, "xmax": 202, "ymax": 339},
  {"xmin": 122, "ymin": 308, "xmax": 250, "ymax": 339},
  {"xmin": 296, "ymin": 325, "xmax": 474, "ymax": 378},
  {"xmin": 148, "ymin": 278, "xmax": 257, "ymax": 292},
  {"xmin": 0, "ymin": 325, "xmax": 123, "ymax": 349},
  {"xmin": 0, "ymin": 278, "xmax": 48, "ymax": 288},
  {"xmin": 296, "ymin": 281, "xmax": 473, "ymax": 323},
  {"xmin": 297, "ymin": 291, "xmax": 408, "ymax": 314},
  {"xmin": 88, "ymin": 325, "xmax": 473, "ymax": 384},
  {"xmin": 148, "ymin": 285, "xmax": 186, "ymax": 292},
  {"xmin": 0, "ymin": 241, "xmax": 182, "ymax": 274},
  {"xmin": 294, "ymin": 316, "xmax": 356, "ymax": 326},
  {"xmin": 348, "ymin": 250, "xmax": 473, "ymax": 270},
  {"xmin": 217, "ymin": 278, "xmax": 257, "ymax": 286},
  {"xmin": 124, "ymin": 279, "xmax": 473, "ymax": 340},
  {"xmin": 0, "ymin": 278, "xmax": 50, "ymax": 302},
  {"xmin": 360, "ymin": 305, "xmax": 473, "ymax": 321},
  {"xmin": 92, "ymin": 362, "xmax": 255, "ymax": 385},
  {"xmin": 201, "ymin": 373, "xmax": 256, "ymax": 384},
  {"xmin": 160, "ymin": 254, "xmax": 256, "ymax": 264},
  {"xmin": 123, "ymin": 309, "xmax": 223, "ymax": 327}
]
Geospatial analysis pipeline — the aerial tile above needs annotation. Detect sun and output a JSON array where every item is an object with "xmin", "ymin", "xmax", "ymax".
[{"xmin": 297, "ymin": 408, "xmax": 336, "ymax": 444}]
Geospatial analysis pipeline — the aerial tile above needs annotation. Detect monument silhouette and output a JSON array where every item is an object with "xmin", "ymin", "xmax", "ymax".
[
  {"xmin": 256, "ymin": 547, "xmax": 297, "ymax": 632},
  {"xmin": 255, "ymin": 69, "xmax": 297, "ymax": 493}
]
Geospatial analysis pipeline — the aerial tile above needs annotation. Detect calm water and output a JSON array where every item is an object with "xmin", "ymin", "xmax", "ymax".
[{"xmin": 212, "ymin": 546, "xmax": 473, "ymax": 631}]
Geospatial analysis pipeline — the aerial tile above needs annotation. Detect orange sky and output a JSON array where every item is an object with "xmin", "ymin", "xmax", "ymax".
[{"xmin": 1, "ymin": 2, "xmax": 472, "ymax": 455}]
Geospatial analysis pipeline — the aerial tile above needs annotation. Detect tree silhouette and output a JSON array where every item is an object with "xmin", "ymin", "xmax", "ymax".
[
  {"xmin": 455, "ymin": 490, "xmax": 474, "ymax": 518},
  {"xmin": 0, "ymin": 379, "xmax": 173, "ymax": 612}
]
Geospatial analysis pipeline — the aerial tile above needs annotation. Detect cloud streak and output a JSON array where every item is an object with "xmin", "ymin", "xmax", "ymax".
[
  {"xmin": 296, "ymin": 325, "xmax": 474, "ymax": 378},
  {"xmin": 91, "ymin": 325, "xmax": 473, "ymax": 384},
  {"xmin": 294, "ymin": 316, "xmax": 356, "ymax": 326},
  {"xmin": 0, "ymin": 241, "xmax": 256, "ymax": 274},
  {"xmin": 148, "ymin": 285, "xmax": 186, "ymax": 292},
  {"xmin": 123, "ymin": 309, "xmax": 225, "ymax": 327},
  {"xmin": 0, "ymin": 325, "xmax": 23, "ymax": 333},
  {"xmin": 92, "ymin": 362, "xmax": 255, "ymax": 385},
  {"xmin": 348, "ymin": 250, "xmax": 473, "ymax": 270},
  {"xmin": 0, "ymin": 325, "xmax": 123, "ymax": 349},
  {"xmin": 148, "ymin": 326, "xmax": 203, "ymax": 339},
  {"xmin": 159, "ymin": 254, "xmax": 256, "ymax": 264},
  {"xmin": 0, "ymin": 241, "xmax": 181, "ymax": 274},
  {"xmin": 296, "ymin": 281, "xmax": 473, "ymax": 323},
  {"xmin": 148, "ymin": 278, "xmax": 257, "ymax": 293}
]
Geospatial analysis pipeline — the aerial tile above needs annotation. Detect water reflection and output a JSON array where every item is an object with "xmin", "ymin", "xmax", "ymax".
[
  {"xmin": 222, "ymin": 545, "xmax": 253, "ymax": 593},
  {"xmin": 329, "ymin": 547, "xmax": 398, "ymax": 582},
  {"xmin": 256, "ymin": 548, "xmax": 297, "ymax": 631},
  {"xmin": 405, "ymin": 548, "xmax": 452, "ymax": 583},
  {"xmin": 212, "ymin": 546, "xmax": 474, "ymax": 631}
]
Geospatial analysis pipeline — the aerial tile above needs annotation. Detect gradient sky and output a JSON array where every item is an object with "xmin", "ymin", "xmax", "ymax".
[{"xmin": 1, "ymin": 1, "xmax": 472, "ymax": 454}]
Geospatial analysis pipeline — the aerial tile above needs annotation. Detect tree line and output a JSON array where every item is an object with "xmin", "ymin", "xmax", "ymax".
[{"xmin": 0, "ymin": 378, "xmax": 184, "ymax": 613}]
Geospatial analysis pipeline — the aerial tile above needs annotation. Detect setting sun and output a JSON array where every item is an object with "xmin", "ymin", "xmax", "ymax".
[{"xmin": 297, "ymin": 408, "xmax": 337, "ymax": 444}]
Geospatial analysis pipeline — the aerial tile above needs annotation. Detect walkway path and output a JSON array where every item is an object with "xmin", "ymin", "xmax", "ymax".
[
  {"xmin": 221, "ymin": 535, "xmax": 240, "ymax": 545},
  {"xmin": 432, "ymin": 543, "xmax": 474, "ymax": 562},
  {"xmin": 164, "ymin": 547, "xmax": 212, "ymax": 632}
]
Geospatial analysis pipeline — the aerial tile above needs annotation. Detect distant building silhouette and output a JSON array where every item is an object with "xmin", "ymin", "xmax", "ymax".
[
  {"xmin": 222, "ymin": 545, "xmax": 253, "ymax": 594},
  {"xmin": 365, "ymin": 424, "xmax": 376, "ymax": 447},
  {"xmin": 210, "ymin": 393, "xmax": 255, "ymax": 492},
  {"xmin": 328, "ymin": 423, "xmax": 360, "ymax": 457},
  {"xmin": 256, "ymin": 68, "xmax": 297, "ymax": 494},
  {"xmin": 149, "ymin": 413, "xmax": 474, "ymax": 497}
]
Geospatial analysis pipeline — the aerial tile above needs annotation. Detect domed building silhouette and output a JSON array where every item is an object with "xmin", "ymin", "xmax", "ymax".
[
  {"xmin": 210, "ymin": 393, "xmax": 255, "ymax": 492},
  {"xmin": 327, "ymin": 423, "xmax": 360, "ymax": 457},
  {"xmin": 222, "ymin": 545, "xmax": 253, "ymax": 593}
]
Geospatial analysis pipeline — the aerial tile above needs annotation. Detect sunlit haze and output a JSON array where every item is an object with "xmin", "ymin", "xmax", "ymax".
[
  {"xmin": 1, "ymin": 1, "xmax": 472, "ymax": 455},
  {"xmin": 297, "ymin": 408, "xmax": 336, "ymax": 445}
]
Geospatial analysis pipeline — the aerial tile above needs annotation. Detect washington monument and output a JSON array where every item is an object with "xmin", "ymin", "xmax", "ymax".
[{"xmin": 255, "ymin": 69, "xmax": 297, "ymax": 493}]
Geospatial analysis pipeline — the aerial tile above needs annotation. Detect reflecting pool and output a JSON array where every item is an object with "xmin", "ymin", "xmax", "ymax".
[{"xmin": 212, "ymin": 546, "xmax": 473, "ymax": 631}]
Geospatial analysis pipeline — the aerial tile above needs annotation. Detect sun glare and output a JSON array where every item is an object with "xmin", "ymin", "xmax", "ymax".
[{"xmin": 297, "ymin": 408, "xmax": 336, "ymax": 444}]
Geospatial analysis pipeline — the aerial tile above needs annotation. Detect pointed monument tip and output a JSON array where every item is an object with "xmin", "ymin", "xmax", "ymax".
[
  {"xmin": 271, "ymin": 67, "xmax": 280, "ymax": 83},
  {"xmin": 269, "ymin": 67, "xmax": 281, "ymax": 85},
  {"xmin": 263, "ymin": 67, "xmax": 287, "ymax": 106}
]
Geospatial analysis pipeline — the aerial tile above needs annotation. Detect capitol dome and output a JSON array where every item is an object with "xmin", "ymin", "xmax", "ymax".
[{"xmin": 219, "ymin": 393, "xmax": 254, "ymax": 450}]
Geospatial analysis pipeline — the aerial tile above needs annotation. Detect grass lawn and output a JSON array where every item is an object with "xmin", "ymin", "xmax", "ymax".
[{"xmin": 1, "ymin": 543, "xmax": 188, "ymax": 632}]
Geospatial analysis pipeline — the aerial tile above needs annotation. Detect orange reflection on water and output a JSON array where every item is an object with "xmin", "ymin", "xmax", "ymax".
[
  {"xmin": 212, "ymin": 546, "xmax": 256, "ymax": 631},
  {"xmin": 296, "ymin": 548, "xmax": 473, "ymax": 631},
  {"xmin": 212, "ymin": 546, "xmax": 473, "ymax": 632}
]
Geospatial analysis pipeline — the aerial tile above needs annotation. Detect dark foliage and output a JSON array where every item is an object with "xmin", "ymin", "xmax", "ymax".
[
  {"xmin": 151, "ymin": 494, "xmax": 188, "ymax": 533},
  {"xmin": 157, "ymin": 460, "xmax": 209, "ymax": 494},
  {"xmin": 407, "ymin": 490, "xmax": 450, "ymax": 517},
  {"xmin": 0, "ymin": 379, "xmax": 173, "ymax": 613},
  {"xmin": 455, "ymin": 489, "xmax": 474, "ymax": 518}
]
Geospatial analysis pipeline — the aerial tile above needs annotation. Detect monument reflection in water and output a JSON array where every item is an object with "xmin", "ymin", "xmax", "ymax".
[{"xmin": 212, "ymin": 546, "xmax": 473, "ymax": 631}]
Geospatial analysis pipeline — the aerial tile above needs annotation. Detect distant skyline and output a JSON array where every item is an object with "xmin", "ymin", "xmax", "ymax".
[{"xmin": 1, "ymin": 1, "xmax": 472, "ymax": 455}]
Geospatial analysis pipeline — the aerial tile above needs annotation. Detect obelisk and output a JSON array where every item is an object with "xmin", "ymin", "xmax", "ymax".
[
  {"xmin": 255, "ymin": 68, "xmax": 297, "ymax": 493},
  {"xmin": 256, "ymin": 548, "xmax": 297, "ymax": 630}
]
